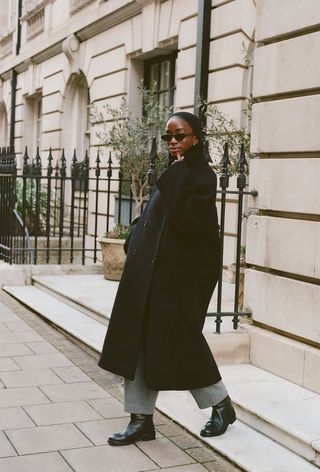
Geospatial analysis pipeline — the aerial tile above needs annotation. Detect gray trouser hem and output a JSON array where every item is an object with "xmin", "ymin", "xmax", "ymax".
[
  {"xmin": 190, "ymin": 380, "xmax": 229, "ymax": 409},
  {"xmin": 124, "ymin": 401, "xmax": 156, "ymax": 415},
  {"xmin": 124, "ymin": 352, "xmax": 158, "ymax": 414},
  {"xmin": 124, "ymin": 353, "xmax": 229, "ymax": 414}
]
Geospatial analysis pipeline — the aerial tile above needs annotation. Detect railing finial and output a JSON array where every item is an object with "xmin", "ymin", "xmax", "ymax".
[{"xmin": 147, "ymin": 136, "xmax": 157, "ymax": 191}]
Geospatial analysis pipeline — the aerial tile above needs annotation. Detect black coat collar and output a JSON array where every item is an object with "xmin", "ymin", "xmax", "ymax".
[{"xmin": 167, "ymin": 143, "xmax": 205, "ymax": 168}]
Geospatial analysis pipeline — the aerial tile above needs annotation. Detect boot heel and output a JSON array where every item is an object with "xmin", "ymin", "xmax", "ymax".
[
  {"xmin": 140, "ymin": 431, "xmax": 156, "ymax": 441},
  {"xmin": 230, "ymin": 414, "xmax": 236, "ymax": 424}
]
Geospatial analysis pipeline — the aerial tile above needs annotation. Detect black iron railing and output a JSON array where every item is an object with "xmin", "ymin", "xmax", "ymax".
[{"xmin": 0, "ymin": 142, "xmax": 256, "ymax": 331}]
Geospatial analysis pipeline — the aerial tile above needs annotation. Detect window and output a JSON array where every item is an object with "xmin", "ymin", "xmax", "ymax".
[
  {"xmin": 24, "ymin": 93, "xmax": 42, "ymax": 157},
  {"xmin": 0, "ymin": 0, "xmax": 16, "ymax": 36},
  {"xmin": 144, "ymin": 53, "xmax": 176, "ymax": 109},
  {"xmin": 0, "ymin": 102, "xmax": 8, "ymax": 146},
  {"xmin": 35, "ymin": 99, "xmax": 42, "ymax": 151},
  {"xmin": 61, "ymin": 73, "xmax": 90, "ymax": 166}
]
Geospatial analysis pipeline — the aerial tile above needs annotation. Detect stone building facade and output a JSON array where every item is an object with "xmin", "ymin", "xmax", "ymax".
[
  {"xmin": 1, "ymin": 0, "xmax": 319, "ymax": 387},
  {"xmin": 244, "ymin": 0, "xmax": 320, "ymax": 390},
  {"xmin": 0, "ymin": 0, "xmax": 256, "ymax": 266}
]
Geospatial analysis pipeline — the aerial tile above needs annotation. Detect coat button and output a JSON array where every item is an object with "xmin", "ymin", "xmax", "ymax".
[
  {"xmin": 132, "ymin": 249, "xmax": 137, "ymax": 256},
  {"xmin": 143, "ymin": 221, "xmax": 148, "ymax": 228},
  {"xmin": 152, "ymin": 257, "xmax": 156, "ymax": 263}
]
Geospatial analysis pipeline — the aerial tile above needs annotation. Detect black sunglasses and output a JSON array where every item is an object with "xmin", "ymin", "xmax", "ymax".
[{"xmin": 161, "ymin": 133, "xmax": 194, "ymax": 142}]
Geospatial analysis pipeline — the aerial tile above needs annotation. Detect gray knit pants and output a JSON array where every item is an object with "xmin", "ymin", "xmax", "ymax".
[{"xmin": 124, "ymin": 353, "xmax": 228, "ymax": 414}]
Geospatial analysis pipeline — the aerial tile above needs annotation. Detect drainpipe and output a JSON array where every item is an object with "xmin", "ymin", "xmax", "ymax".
[
  {"xmin": 9, "ymin": 0, "xmax": 23, "ymax": 146},
  {"xmin": 193, "ymin": 0, "xmax": 211, "ymax": 128},
  {"xmin": 16, "ymin": 0, "xmax": 23, "ymax": 55},
  {"xmin": 9, "ymin": 70, "xmax": 17, "ymax": 147}
]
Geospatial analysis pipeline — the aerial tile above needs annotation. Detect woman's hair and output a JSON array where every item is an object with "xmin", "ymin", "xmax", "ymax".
[{"xmin": 167, "ymin": 112, "xmax": 203, "ymax": 142}]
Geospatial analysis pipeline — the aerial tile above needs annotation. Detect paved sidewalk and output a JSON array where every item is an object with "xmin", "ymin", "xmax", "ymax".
[{"xmin": 0, "ymin": 290, "xmax": 240, "ymax": 472}]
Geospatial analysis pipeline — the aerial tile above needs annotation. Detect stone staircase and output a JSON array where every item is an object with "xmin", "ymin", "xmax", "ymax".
[{"xmin": 3, "ymin": 273, "xmax": 320, "ymax": 471}]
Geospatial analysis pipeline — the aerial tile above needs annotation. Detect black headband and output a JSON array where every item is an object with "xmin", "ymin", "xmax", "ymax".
[{"xmin": 168, "ymin": 112, "xmax": 202, "ymax": 141}]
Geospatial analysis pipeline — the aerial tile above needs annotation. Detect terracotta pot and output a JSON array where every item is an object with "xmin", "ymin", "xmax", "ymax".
[{"xmin": 97, "ymin": 237, "xmax": 126, "ymax": 281}]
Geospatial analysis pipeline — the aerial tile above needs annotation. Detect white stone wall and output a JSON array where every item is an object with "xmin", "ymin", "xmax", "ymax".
[
  {"xmin": 245, "ymin": 0, "xmax": 320, "ymax": 345},
  {"xmin": 208, "ymin": 0, "xmax": 256, "ymax": 268}
]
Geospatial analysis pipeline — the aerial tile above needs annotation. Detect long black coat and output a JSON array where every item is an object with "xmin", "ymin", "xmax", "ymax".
[{"xmin": 98, "ymin": 145, "xmax": 221, "ymax": 390}]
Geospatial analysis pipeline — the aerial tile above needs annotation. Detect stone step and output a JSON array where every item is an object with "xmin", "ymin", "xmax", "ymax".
[
  {"xmin": 31, "ymin": 274, "xmax": 240, "ymax": 331},
  {"xmin": 31, "ymin": 274, "xmax": 115, "ymax": 325},
  {"xmin": 158, "ymin": 364, "xmax": 320, "ymax": 469},
  {"xmin": 157, "ymin": 390, "xmax": 319, "ymax": 472},
  {"xmin": 3, "ymin": 284, "xmax": 320, "ymax": 471},
  {"xmin": 3, "ymin": 285, "xmax": 106, "ymax": 353},
  {"xmin": 222, "ymin": 364, "xmax": 320, "ymax": 466},
  {"xmin": 31, "ymin": 274, "xmax": 250, "ymax": 364}
]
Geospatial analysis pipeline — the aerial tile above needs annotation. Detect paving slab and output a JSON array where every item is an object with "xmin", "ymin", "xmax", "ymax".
[
  {"xmin": 6, "ymin": 423, "xmax": 92, "ymax": 455},
  {"xmin": 5, "ymin": 320, "xmax": 34, "ymax": 332},
  {"xmin": 25, "ymin": 400, "xmax": 104, "ymax": 426},
  {"xmin": 0, "ymin": 431, "xmax": 17, "ymax": 457},
  {"xmin": 75, "ymin": 418, "xmax": 129, "ymax": 446},
  {"xmin": 0, "ymin": 312, "xmax": 21, "ymax": 323},
  {"xmin": 0, "ymin": 452, "xmax": 73, "ymax": 472},
  {"xmin": 0, "ymin": 343, "xmax": 33, "ymax": 357},
  {"xmin": 0, "ymin": 324, "xmax": 11, "ymax": 333},
  {"xmin": 0, "ymin": 357, "xmax": 20, "ymax": 371},
  {"xmin": 0, "ymin": 369, "xmax": 63, "ymax": 388},
  {"xmin": 152, "ymin": 466, "xmax": 208, "ymax": 472},
  {"xmin": 0, "ymin": 331, "xmax": 44, "ymax": 343},
  {"xmin": 186, "ymin": 447, "xmax": 220, "ymax": 463},
  {"xmin": 53, "ymin": 365, "xmax": 92, "ymax": 383},
  {"xmin": 88, "ymin": 396, "xmax": 130, "ymax": 419},
  {"xmin": 40, "ymin": 381, "xmax": 110, "ymax": 402},
  {"xmin": 0, "ymin": 386, "xmax": 50, "ymax": 407},
  {"xmin": 0, "ymin": 406, "xmax": 34, "ymax": 429},
  {"xmin": 12, "ymin": 352, "xmax": 73, "ymax": 370},
  {"xmin": 138, "ymin": 437, "xmax": 195, "ymax": 468},
  {"xmin": 0, "ymin": 289, "xmax": 242, "ymax": 472},
  {"xmin": 25, "ymin": 341, "xmax": 58, "ymax": 354},
  {"xmin": 61, "ymin": 444, "xmax": 158, "ymax": 472}
]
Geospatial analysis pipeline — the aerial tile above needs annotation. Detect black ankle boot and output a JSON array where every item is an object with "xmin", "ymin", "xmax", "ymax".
[
  {"xmin": 200, "ymin": 396, "xmax": 236, "ymax": 437},
  {"xmin": 108, "ymin": 414, "xmax": 155, "ymax": 446}
]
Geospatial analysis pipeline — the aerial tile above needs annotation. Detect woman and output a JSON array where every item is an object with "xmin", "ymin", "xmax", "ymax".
[{"xmin": 98, "ymin": 112, "xmax": 236, "ymax": 446}]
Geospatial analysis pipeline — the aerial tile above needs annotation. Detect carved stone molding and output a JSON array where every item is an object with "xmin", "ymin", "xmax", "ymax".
[
  {"xmin": 21, "ymin": 0, "xmax": 55, "ymax": 40},
  {"xmin": 0, "ymin": 32, "xmax": 13, "ymax": 60},
  {"xmin": 62, "ymin": 34, "xmax": 80, "ymax": 73},
  {"xmin": 70, "ymin": 0, "xmax": 96, "ymax": 15}
]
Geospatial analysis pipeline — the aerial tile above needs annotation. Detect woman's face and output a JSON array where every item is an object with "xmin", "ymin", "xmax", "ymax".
[{"xmin": 164, "ymin": 117, "xmax": 198, "ymax": 157}]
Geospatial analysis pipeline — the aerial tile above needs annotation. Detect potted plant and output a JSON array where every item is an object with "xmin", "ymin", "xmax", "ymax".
[
  {"xmin": 91, "ymin": 82, "xmax": 171, "ymax": 218},
  {"xmin": 97, "ymin": 224, "xmax": 130, "ymax": 281}
]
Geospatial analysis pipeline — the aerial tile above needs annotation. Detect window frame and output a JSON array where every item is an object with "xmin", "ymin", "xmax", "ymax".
[{"xmin": 144, "ymin": 52, "xmax": 177, "ymax": 109}]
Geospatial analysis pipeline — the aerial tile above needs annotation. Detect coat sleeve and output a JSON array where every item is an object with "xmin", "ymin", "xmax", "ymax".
[
  {"xmin": 156, "ymin": 161, "xmax": 217, "ymax": 238},
  {"xmin": 124, "ymin": 217, "xmax": 140, "ymax": 254}
]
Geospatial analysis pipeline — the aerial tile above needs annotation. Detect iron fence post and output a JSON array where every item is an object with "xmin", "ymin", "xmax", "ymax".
[
  {"xmin": 233, "ymin": 143, "xmax": 247, "ymax": 328},
  {"xmin": 58, "ymin": 149, "xmax": 66, "ymax": 264},
  {"xmin": 45, "ymin": 148, "xmax": 53, "ymax": 264},
  {"xmin": 106, "ymin": 152, "xmax": 112, "ymax": 234},
  {"xmin": 81, "ymin": 150, "xmax": 89, "ymax": 265},
  {"xmin": 216, "ymin": 142, "xmax": 230, "ymax": 333},
  {"xmin": 70, "ymin": 150, "xmax": 77, "ymax": 263},
  {"xmin": 93, "ymin": 150, "xmax": 100, "ymax": 262}
]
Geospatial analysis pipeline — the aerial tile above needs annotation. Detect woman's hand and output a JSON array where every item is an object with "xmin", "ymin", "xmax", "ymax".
[{"xmin": 172, "ymin": 153, "xmax": 184, "ymax": 164}]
